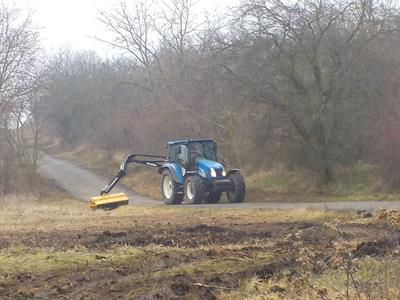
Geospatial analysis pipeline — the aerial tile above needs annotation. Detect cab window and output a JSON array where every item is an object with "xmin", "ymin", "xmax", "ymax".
[
  {"xmin": 169, "ymin": 144, "xmax": 188, "ymax": 165},
  {"xmin": 177, "ymin": 145, "xmax": 187, "ymax": 165},
  {"xmin": 188, "ymin": 141, "xmax": 217, "ymax": 164}
]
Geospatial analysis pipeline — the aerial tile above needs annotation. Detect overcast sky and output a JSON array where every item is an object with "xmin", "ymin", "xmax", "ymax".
[{"xmin": 4, "ymin": 0, "xmax": 237, "ymax": 57}]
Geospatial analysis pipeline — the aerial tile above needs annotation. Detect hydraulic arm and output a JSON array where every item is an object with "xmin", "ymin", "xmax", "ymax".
[
  {"xmin": 100, "ymin": 153, "xmax": 167, "ymax": 195},
  {"xmin": 90, "ymin": 153, "xmax": 166, "ymax": 209}
]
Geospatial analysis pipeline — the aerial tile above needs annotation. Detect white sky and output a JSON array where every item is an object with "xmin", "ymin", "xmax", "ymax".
[{"xmin": 4, "ymin": 0, "xmax": 238, "ymax": 57}]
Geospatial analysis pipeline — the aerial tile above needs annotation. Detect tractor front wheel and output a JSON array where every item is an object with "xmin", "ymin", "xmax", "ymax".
[
  {"xmin": 161, "ymin": 170, "xmax": 183, "ymax": 205},
  {"xmin": 227, "ymin": 173, "xmax": 246, "ymax": 203},
  {"xmin": 184, "ymin": 176, "xmax": 207, "ymax": 204}
]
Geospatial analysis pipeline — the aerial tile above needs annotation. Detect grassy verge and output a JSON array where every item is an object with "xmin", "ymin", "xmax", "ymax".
[{"xmin": 246, "ymin": 164, "xmax": 400, "ymax": 202}]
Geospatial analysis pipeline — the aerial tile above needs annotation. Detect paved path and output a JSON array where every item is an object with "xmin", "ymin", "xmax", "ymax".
[
  {"xmin": 38, "ymin": 154, "xmax": 400, "ymax": 211},
  {"xmin": 38, "ymin": 154, "xmax": 159, "ymax": 205}
]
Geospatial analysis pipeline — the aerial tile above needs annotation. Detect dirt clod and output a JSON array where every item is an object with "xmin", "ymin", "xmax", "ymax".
[
  {"xmin": 170, "ymin": 282, "xmax": 190, "ymax": 296},
  {"xmin": 270, "ymin": 285, "xmax": 286, "ymax": 293},
  {"xmin": 354, "ymin": 240, "xmax": 394, "ymax": 257}
]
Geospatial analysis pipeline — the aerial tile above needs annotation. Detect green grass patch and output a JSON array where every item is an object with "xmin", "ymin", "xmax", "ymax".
[
  {"xmin": 0, "ymin": 246, "xmax": 142, "ymax": 274},
  {"xmin": 160, "ymin": 256, "xmax": 264, "ymax": 277}
]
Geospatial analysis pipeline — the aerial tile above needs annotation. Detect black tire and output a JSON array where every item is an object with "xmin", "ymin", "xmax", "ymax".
[
  {"xmin": 227, "ymin": 173, "xmax": 246, "ymax": 203},
  {"xmin": 205, "ymin": 191, "xmax": 221, "ymax": 204},
  {"xmin": 184, "ymin": 176, "xmax": 207, "ymax": 204},
  {"xmin": 161, "ymin": 170, "xmax": 183, "ymax": 205}
]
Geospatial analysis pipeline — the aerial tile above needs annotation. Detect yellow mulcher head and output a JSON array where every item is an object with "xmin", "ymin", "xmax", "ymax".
[
  {"xmin": 91, "ymin": 153, "xmax": 166, "ymax": 209},
  {"xmin": 90, "ymin": 193, "xmax": 129, "ymax": 210}
]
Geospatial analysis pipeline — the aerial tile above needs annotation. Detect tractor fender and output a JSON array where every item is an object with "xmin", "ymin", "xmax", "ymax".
[{"xmin": 158, "ymin": 163, "xmax": 185, "ymax": 184}]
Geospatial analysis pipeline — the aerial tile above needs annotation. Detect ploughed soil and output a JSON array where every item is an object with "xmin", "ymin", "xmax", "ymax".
[{"xmin": 0, "ymin": 196, "xmax": 397, "ymax": 299}]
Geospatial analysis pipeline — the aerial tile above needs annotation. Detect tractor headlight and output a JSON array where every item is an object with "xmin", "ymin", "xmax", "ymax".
[
  {"xmin": 222, "ymin": 168, "xmax": 226, "ymax": 177},
  {"xmin": 181, "ymin": 167, "xmax": 186, "ymax": 176},
  {"xmin": 210, "ymin": 168, "xmax": 217, "ymax": 177}
]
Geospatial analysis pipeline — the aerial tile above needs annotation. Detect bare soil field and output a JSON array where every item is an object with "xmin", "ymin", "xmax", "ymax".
[{"xmin": 0, "ymin": 185, "xmax": 399, "ymax": 299}]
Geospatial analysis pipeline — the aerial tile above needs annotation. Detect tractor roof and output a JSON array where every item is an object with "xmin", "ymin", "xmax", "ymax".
[{"xmin": 167, "ymin": 139, "xmax": 214, "ymax": 146}]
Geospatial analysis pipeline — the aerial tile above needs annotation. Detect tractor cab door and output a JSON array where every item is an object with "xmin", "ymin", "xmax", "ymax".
[{"xmin": 169, "ymin": 144, "xmax": 189, "ymax": 168}]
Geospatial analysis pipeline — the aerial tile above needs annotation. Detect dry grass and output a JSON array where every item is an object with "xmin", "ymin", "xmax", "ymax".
[
  {"xmin": 123, "ymin": 167, "xmax": 161, "ymax": 199},
  {"xmin": 0, "ymin": 192, "xmax": 347, "ymax": 233},
  {"xmin": 219, "ymin": 254, "xmax": 400, "ymax": 299},
  {"xmin": 246, "ymin": 164, "xmax": 400, "ymax": 202}
]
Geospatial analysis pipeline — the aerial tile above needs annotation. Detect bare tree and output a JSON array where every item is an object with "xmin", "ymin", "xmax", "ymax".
[
  {"xmin": 236, "ymin": 0, "xmax": 400, "ymax": 182},
  {"xmin": 0, "ymin": 3, "xmax": 41, "ymax": 194},
  {"xmin": 98, "ymin": 0, "xmax": 156, "ymax": 68},
  {"xmin": 156, "ymin": 0, "xmax": 198, "ymax": 58}
]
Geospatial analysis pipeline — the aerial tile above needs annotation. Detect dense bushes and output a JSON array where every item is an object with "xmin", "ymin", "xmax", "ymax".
[{"xmin": 374, "ymin": 122, "xmax": 400, "ymax": 189}]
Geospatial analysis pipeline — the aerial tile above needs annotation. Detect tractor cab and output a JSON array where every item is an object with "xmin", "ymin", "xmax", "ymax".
[
  {"xmin": 167, "ymin": 139, "xmax": 218, "ymax": 170},
  {"xmin": 158, "ymin": 139, "xmax": 245, "ymax": 205}
]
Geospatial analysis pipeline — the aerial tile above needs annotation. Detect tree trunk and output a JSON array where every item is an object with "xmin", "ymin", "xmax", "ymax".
[
  {"xmin": 0, "ymin": 158, "xmax": 4, "ymax": 199},
  {"xmin": 320, "ymin": 159, "xmax": 333, "ymax": 185}
]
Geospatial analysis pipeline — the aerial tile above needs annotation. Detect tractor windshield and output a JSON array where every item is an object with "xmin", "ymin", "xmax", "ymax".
[{"xmin": 188, "ymin": 141, "xmax": 217, "ymax": 164}]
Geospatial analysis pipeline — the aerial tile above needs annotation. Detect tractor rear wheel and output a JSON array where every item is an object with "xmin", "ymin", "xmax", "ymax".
[
  {"xmin": 205, "ymin": 191, "xmax": 221, "ymax": 204},
  {"xmin": 161, "ymin": 170, "xmax": 183, "ymax": 205},
  {"xmin": 184, "ymin": 176, "xmax": 207, "ymax": 204},
  {"xmin": 227, "ymin": 173, "xmax": 245, "ymax": 203}
]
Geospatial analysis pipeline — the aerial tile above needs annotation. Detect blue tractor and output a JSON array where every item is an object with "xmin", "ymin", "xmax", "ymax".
[
  {"xmin": 160, "ymin": 139, "xmax": 246, "ymax": 204},
  {"xmin": 91, "ymin": 139, "xmax": 245, "ymax": 208}
]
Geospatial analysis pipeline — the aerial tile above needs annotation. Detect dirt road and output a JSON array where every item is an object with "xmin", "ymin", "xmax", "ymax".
[{"xmin": 38, "ymin": 154, "xmax": 400, "ymax": 211}]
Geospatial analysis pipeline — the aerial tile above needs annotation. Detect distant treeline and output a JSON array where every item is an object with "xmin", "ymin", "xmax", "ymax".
[{"xmin": 2, "ymin": 0, "xmax": 400, "ymax": 194}]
